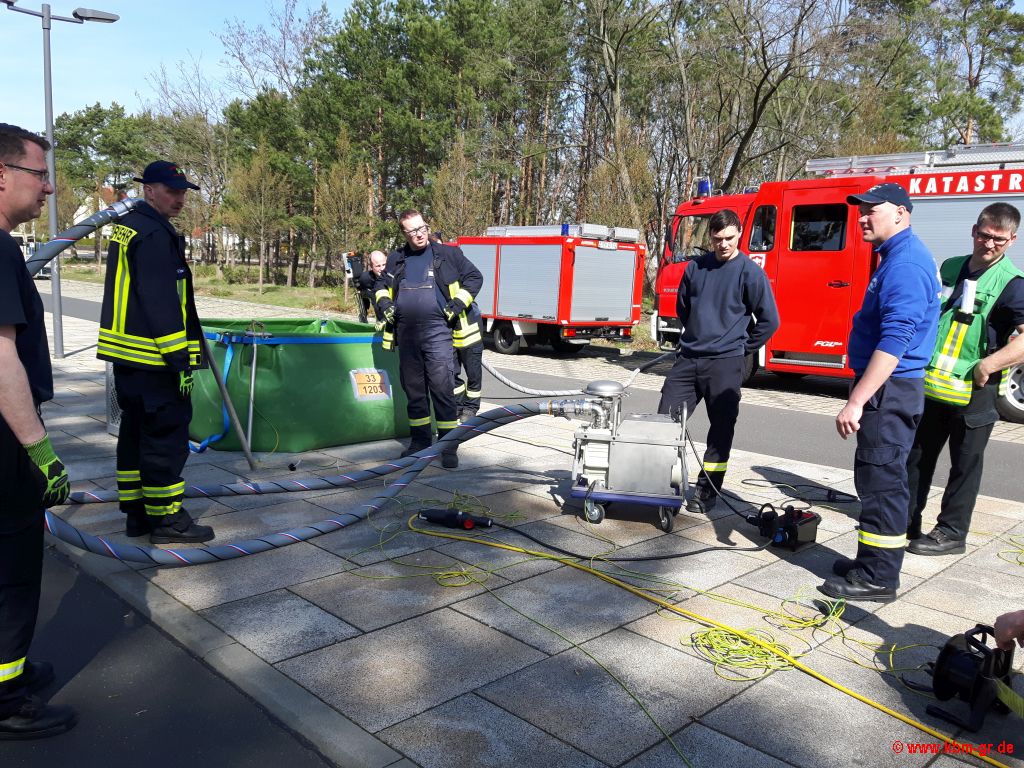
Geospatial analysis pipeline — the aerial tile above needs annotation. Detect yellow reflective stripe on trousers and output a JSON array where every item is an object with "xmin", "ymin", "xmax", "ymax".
[
  {"xmin": 858, "ymin": 529, "xmax": 907, "ymax": 549},
  {"xmin": 144, "ymin": 499, "xmax": 182, "ymax": 517},
  {"xmin": 409, "ymin": 416, "xmax": 432, "ymax": 427},
  {"xmin": 436, "ymin": 420, "xmax": 459, "ymax": 430},
  {"xmin": 0, "ymin": 657, "xmax": 26, "ymax": 683},
  {"xmin": 703, "ymin": 461, "xmax": 728, "ymax": 473},
  {"xmin": 453, "ymin": 383, "xmax": 466, "ymax": 396},
  {"xmin": 143, "ymin": 481, "xmax": 185, "ymax": 499}
]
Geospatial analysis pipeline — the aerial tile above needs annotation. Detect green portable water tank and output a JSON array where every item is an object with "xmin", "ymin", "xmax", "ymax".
[{"xmin": 190, "ymin": 318, "xmax": 410, "ymax": 452}]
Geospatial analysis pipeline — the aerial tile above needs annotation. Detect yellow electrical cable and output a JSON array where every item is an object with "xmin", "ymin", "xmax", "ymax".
[{"xmin": 407, "ymin": 515, "xmax": 1016, "ymax": 768}]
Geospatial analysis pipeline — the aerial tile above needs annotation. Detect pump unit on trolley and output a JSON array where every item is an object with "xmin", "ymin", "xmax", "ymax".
[{"xmin": 568, "ymin": 380, "xmax": 688, "ymax": 532}]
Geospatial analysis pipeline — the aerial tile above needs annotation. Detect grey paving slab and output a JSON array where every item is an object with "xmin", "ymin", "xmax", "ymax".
[
  {"xmin": 958, "ymin": 536, "xmax": 1024, "ymax": 581},
  {"xmin": 277, "ymin": 608, "xmax": 545, "ymax": 733},
  {"xmin": 544, "ymin": 504, "xmax": 687, "ymax": 546},
  {"xmin": 733, "ymin": 530, "xmax": 923, "ymax": 616},
  {"xmin": 676, "ymin": 511, "xmax": 843, "ymax": 563},
  {"xmin": 602, "ymin": 531, "xmax": 767, "ymax": 597},
  {"xmin": 292, "ymin": 549, "xmax": 502, "ymax": 632},
  {"xmin": 432, "ymin": 528, "xmax": 564, "ymax": 583},
  {"xmin": 200, "ymin": 497, "xmax": 350, "ymax": 543},
  {"xmin": 451, "ymin": 564, "xmax": 655, "ymax": 654},
  {"xmin": 699, "ymin": 671, "xmax": 936, "ymax": 768},
  {"xmin": 203, "ymin": 643, "xmax": 404, "ymax": 768},
  {"xmin": 478, "ymin": 628, "xmax": 756, "ymax": 765},
  {"xmin": 201, "ymin": 588, "xmax": 361, "ymax": 663},
  {"xmin": 145, "ymin": 541, "xmax": 349, "ymax": 610},
  {"xmin": 903, "ymin": 567, "xmax": 1024, "ymax": 625},
  {"xmin": 464, "ymin": 486, "xmax": 568, "ymax": 526},
  {"xmin": 378, "ymin": 693, "xmax": 603, "ymax": 768},
  {"xmin": 625, "ymin": 581, "xmax": 832, "ymax": 657},
  {"xmin": 622, "ymin": 723, "xmax": 796, "ymax": 768}
]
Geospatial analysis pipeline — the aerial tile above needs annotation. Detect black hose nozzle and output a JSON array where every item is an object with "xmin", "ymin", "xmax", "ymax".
[{"xmin": 418, "ymin": 508, "xmax": 493, "ymax": 530}]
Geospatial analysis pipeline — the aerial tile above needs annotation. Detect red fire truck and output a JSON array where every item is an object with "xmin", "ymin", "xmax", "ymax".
[
  {"xmin": 457, "ymin": 224, "xmax": 646, "ymax": 355},
  {"xmin": 653, "ymin": 143, "xmax": 1024, "ymax": 422}
]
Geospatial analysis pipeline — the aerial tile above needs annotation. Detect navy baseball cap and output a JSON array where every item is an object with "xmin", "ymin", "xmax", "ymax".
[
  {"xmin": 846, "ymin": 182, "xmax": 913, "ymax": 212},
  {"xmin": 133, "ymin": 161, "xmax": 200, "ymax": 190}
]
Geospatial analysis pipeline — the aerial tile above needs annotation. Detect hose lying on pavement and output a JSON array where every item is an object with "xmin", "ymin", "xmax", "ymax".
[{"xmin": 45, "ymin": 401, "xmax": 595, "ymax": 567}]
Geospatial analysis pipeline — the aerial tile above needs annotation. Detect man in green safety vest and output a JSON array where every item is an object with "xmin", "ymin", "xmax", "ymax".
[{"xmin": 906, "ymin": 202, "xmax": 1024, "ymax": 556}]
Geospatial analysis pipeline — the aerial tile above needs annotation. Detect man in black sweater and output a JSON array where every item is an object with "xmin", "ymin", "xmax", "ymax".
[{"xmin": 658, "ymin": 209, "xmax": 780, "ymax": 512}]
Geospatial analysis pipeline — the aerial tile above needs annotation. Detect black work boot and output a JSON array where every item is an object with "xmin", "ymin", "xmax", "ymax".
[
  {"xmin": 400, "ymin": 441, "xmax": 432, "ymax": 458},
  {"xmin": 441, "ymin": 451, "xmax": 459, "ymax": 469},
  {"xmin": 124, "ymin": 507, "xmax": 151, "ymax": 538},
  {"xmin": 150, "ymin": 509, "xmax": 215, "ymax": 545},
  {"xmin": 0, "ymin": 697, "xmax": 77, "ymax": 740},
  {"xmin": 686, "ymin": 483, "xmax": 717, "ymax": 513}
]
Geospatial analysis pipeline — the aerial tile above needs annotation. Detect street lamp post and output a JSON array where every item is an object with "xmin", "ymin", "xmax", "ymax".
[{"xmin": 2, "ymin": 2, "xmax": 118, "ymax": 360}]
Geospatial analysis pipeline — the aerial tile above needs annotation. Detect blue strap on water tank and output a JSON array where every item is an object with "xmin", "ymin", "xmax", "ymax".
[{"xmin": 189, "ymin": 338, "xmax": 236, "ymax": 453}]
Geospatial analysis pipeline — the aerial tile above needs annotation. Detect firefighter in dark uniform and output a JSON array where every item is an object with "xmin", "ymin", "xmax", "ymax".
[
  {"xmin": 429, "ymin": 232, "xmax": 485, "ymax": 420},
  {"xmin": 375, "ymin": 210, "xmax": 482, "ymax": 468},
  {"xmin": 906, "ymin": 203, "xmax": 1024, "ymax": 555},
  {"xmin": 658, "ymin": 209, "xmax": 780, "ymax": 513},
  {"xmin": 355, "ymin": 250, "xmax": 387, "ymax": 324},
  {"xmin": 820, "ymin": 183, "xmax": 939, "ymax": 603},
  {"xmin": 98, "ymin": 161, "xmax": 213, "ymax": 544},
  {"xmin": 0, "ymin": 123, "xmax": 76, "ymax": 738}
]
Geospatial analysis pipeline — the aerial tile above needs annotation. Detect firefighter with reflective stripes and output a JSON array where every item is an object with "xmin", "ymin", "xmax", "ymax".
[
  {"xmin": 374, "ymin": 210, "xmax": 482, "ymax": 467},
  {"xmin": 906, "ymin": 203, "xmax": 1024, "ymax": 556},
  {"xmin": 657, "ymin": 209, "xmax": 779, "ymax": 513},
  {"xmin": 97, "ymin": 161, "xmax": 213, "ymax": 544},
  {"xmin": 428, "ymin": 232, "xmax": 485, "ymax": 420},
  {"xmin": 820, "ymin": 183, "xmax": 940, "ymax": 603}
]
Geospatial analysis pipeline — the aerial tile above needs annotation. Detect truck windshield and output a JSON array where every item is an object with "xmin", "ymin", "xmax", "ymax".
[{"xmin": 672, "ymin": 215, "xmax": 711, "ymax": 263}]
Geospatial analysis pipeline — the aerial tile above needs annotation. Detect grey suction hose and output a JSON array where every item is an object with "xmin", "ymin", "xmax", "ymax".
[
  {"xmin": 46, "ymin": 399, "xmax": 600, "ymax": 566},
  {"xmin": 26, "ymin": 197, "xmax": 142, "ymax": 276},
  {"xmin": 481, "ymin": 349, "xmax": 673, "ymax": 397}
]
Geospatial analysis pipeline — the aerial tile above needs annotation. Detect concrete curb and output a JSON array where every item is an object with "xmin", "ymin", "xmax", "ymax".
[{"xmin": 52, "ymin": 538, "xmax": 406, "ymax": 768}]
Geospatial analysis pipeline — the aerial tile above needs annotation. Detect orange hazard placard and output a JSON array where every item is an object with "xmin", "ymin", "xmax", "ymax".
[{"xmin": 349, "ymin": 369, "xmax": 392, "ymax": 401}]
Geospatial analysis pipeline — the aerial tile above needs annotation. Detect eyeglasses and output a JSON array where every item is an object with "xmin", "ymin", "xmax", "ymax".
[
  {"xmin": 975, "ymin": 230, "xmax": 1012, "ymax": 247},
  {"xmin": 3, "ymin": 163, "xmax": 50, "ymax": 183},
  {"xmin": 402, "ymin": 224, "xmax": 429, "ymax": 236}
]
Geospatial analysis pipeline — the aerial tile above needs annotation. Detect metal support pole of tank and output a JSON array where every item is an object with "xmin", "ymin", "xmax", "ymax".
[
  {"xmin": 201, "ymin": 335, "xmax": 257, "ymax": 470},
  {"xmin": 244, "ymin": 324, "xmax": 270, "ymax": 448}
]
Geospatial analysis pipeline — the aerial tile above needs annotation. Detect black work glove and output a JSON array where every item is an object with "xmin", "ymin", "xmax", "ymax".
[
  {"xmin": 383, "ymin": 305, "xmax": 396, "ymax": 325},
  {"xmin": 443, "ymin": 298, "xmax": 466, "ymax": 323},
  {"xmin": 24, "ymin": 434, "xmax": 71, "ymax": 507}
]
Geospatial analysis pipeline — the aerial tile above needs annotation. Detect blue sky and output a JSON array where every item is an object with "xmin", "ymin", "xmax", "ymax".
[{"xmin": 1, "ymin": 0, "xmax": 344, "ymax": 132}]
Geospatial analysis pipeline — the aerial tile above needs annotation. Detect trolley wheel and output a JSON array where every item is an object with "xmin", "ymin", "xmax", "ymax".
[
  {"xmin": 658, "ymin": 506, "xmax": 675, "ymax": 533},
  {"xmin": 584, "ymin": 498, "xmax": 605, "ymax": 524}
]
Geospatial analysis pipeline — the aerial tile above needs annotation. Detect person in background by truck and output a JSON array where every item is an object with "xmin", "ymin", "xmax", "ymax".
[
  {"xmin": 906, "ymin": 203, "xmax": 1024, "ymax": 556},
  {"xmin": 374, "ymin": 210, "xmax": 482, "ymax": 467},
  {"xmin": 657, "ymin": 209, "xmax": 779, "ymax": 513},
  {"xmin": 356, "ymin": 250, "xmax": 388, "ymax": 324},
  {"xmin": 821, "ymin": 183, "xmax": 939, "ymax": 603}
]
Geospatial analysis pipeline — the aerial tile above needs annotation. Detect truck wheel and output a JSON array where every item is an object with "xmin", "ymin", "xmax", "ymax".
[
  {"xmin": 996, "ymin": 364, "xmax": 1024, "ymax": 424},
  {"xmin": 550, "ymin": 336, "xmax": 584, "ymax": 355},
  {"xmin": 742, "ymin": 352, "xmax": 759, "ymax": 385},
  {"xmin": 492, "ymin": 322, "xmax": 521, "ymax": 355}
]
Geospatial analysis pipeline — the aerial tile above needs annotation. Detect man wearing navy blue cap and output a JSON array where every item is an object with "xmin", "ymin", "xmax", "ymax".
[
  {"xmin": 819, "ymin": 182, "xmax": 940, "ymax": 602},
  {"xmin": 97, "ymin": 161, "xmax": 214, "ymax": 544}
]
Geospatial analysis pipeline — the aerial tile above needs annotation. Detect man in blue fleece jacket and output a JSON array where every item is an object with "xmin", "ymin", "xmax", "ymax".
[
  {"xmin": 819, "ymin": 182, "xmax": 940, "ymax": 603},
  {"xmin": 658, "ymin": 209, "xmax": 779, "ymax": 513}
]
